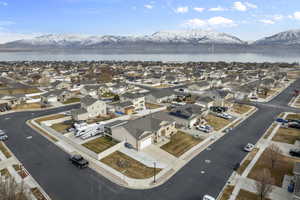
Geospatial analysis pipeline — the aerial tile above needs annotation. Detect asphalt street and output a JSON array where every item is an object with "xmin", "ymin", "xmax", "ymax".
[{"xmin": 0, "ymin": 80, "xmax": 299, "ymax": 200}]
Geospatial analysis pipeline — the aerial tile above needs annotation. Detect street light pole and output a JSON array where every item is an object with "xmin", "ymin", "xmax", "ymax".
[{"xmin": 153, "ymin": 162, "xmax": 156, "ymax": 184}]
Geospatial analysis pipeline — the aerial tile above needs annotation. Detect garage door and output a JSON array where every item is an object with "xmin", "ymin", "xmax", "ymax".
[{"xmin": 140, "ymin": 137, "xmax": 152, "ymax": 149}]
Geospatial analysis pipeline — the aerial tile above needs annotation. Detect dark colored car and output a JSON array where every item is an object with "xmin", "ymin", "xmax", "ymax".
[
  {"xmin": 289, "ymin": 149, "xmax": 300, "ymax": 157},
  {"xmin": 289, "ymin": 123, "xmax": 300, "ymax": 129},
  {"xmin": 288, "ymin": 119, "xmax": 300, "ymax": 124},
  {"xmin": 69, "ymin": 155, "xmax": 89, "ymax": 168}
]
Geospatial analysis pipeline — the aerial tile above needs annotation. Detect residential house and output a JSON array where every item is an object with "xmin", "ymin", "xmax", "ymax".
[
  {"xmin": 169, "ymin": 104, "xmax": 207, "ymax": 128},
  {"xmin": 121, "ymin": 92, "xmax": 146, "ymax": 111},
  {"xmin": 187, "ymin": 81, "xmax": 211, "ymax": 91},
  {"xmin": 71, "ymin": 95, "xmax": 107, "ymax": 121},
  {"xmin": 145, "ymin": 89, "xmax": 175, "ymax": 104},
  {"xmin": 50, "ymin": 80, "xmax": 71, "ymax": 90},
  {"xmin": 195, "ymin": 96, "xmax": 215, "ymax": 108},
  {"xmin": 113, "ymin": 101, "xmax": 135, "ymax": 115},
  {"xmin": 80, "ymin": 85, "xmax": 99, "ymax": 97},
  {"xmin": 110, "ymin": 112, "xmax": 176, "ymax": 150},
  {"xmin": 41, "ymin": 89, "xmax": 73, "ymax": 104}
]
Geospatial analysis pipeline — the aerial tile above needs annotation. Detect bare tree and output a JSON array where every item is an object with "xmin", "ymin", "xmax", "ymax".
[
  {"xmin": 254, "ymin": 168, "xmax": 274, "ymax": 200},
  {"xmin": 0, "ymin": 177, "xmax": 30, "ymax": 200},
  {"xmin": 264, "ymin": 144, "xmax": 283, "ymax": 169}
]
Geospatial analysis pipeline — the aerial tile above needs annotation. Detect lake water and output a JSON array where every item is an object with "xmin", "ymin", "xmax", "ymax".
[{"xmin": 0, "ymin": 52, "xmax": 299, "ymax": 63}]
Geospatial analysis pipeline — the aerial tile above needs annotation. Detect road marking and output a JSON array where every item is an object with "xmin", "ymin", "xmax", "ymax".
[
  {"xmin": 4, "ymin": 117, "xmax": 10, "ymax": 120},
  {"xmin": 26, "ymin": 136, "xmax": 32, "ymax": 139},
  {"xmin": 31, "ymin": 113, "xmax": 35, "ymax": 115},
  {"xmin": 205, "ymin": 160, "xmax": 211, "ymax": 164},
  {"xmin": 201, "ymin": 171, "xmax": 205, "ymax": 174}
]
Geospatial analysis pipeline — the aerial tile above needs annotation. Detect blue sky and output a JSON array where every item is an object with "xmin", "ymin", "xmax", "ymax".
[{"xmin": 0, "ymin": 0, "xmax": 300, "ymax": 43}]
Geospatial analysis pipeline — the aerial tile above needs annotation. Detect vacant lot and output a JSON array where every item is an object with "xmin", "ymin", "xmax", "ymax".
[
  {"xmin": 0, "ymin": 88, "xmax": 41, "ymax": 95},
  {"xmin": 272, "ymin": 127, "xmax": 300, "ymax": 144},
  {"xmin": 248, "ymin": 151, "xmax": 294, "ymax": 187},
  {"xmin": 236, "ymin": 189, "xmax": 270, "ymax": 200},
  {"xmin": 237, "ymin": 148, "xmax": 259, "ymax": 175},
  {"xmin": 101, "ymin": 151, "xmax": 161, "ymax": 179},
  {"xmin": 12, "ymin": 103, "xmax": 41, "ymax": 110},
  {"xmin": 63, "ymin": 98, "xmax": 81, "ymax": 104},
  {"xmin": 36, "ymin": 114, "xmax": 65, "ymax": 124},
  {"xmin": 0, "ymin": 142, "xmax": 11, "ymax": 158},
  {"xmin": 232, "ymin": 104, "xmax": 253, "ymax": 114},
  {"xmin": 51, "ymin": 122, "xmax": 72, "ymax": 133},
  {"xmin": 161, "ymin": 131, "xmax": 202, "ymax": 157},
  {"xmin": 83, "ymin": 136, "xmax": 118, "ymax": 154},
  {"xmin": 204, "ymin": 114, "xmax": 231, "ymax": 131}
]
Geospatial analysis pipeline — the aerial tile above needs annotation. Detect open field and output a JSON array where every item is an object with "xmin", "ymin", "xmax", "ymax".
[
  {"xmin": 204, "ymin": 114, "xmax": 231, "ymax": 131},
  {"xmin": 248, "ymin": 151, "xmax": 295, "ymax": 187},
  {"xmin": 82, "ymin": 136, "xmax": 118, "ymax": 154},
  {"xmin": 161, "ymin": 131, "xmax": 202, "ymax": 157},
  {"xmin": 101, "ymin": 151, "xmax": 161, "ymax": 179},
  {"xmin": 272, "ymin": 127, "xmax": 300, "ymax": 144}
]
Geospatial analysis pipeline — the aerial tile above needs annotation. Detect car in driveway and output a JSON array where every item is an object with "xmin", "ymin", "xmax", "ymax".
[
  {"xmin": 289, "ymin": 149, "xmax": 300, "ymax": 157},
  {"xmin": 196, "ymin": 125, "xmax": 212, "ymax": 133},
  {"xmin": 69, "ymin": 154, "xmax": 89, "ymax": 168},
  {"xmin": 289, "ymin": 123, "xmax": 300, "ymax": 129},
  {"xmin": 244, "ymin": 143, "xmax": 254, "ymax": 152},
  {"xmin": 217, "ymin": 113, "xmax": 232, "ymax": 120},
  {"xmin": 276, "ymin": 118, "xmax": 288, "ymax": 124}
]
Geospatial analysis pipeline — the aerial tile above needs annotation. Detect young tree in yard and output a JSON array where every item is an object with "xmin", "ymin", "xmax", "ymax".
[
  {"xmin": 254, "ymin": 168, "xmax": 274, "ymax": 200},
  {"xmin": 265, "ymin": 144, "xmax": 283, "ymax": 169},
  {"xmin": 0, "ymin": 177, "xmax": 30, "ymax": 200}
]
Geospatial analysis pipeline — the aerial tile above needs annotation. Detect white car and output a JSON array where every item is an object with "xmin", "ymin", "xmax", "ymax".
[
  {"xmin": 244, "ymin": 143, "xmax": 254, "ymax": 152},
  {"xmin": 203, "ymin": 195, "xmax": 215, "ymax": 200},
  {"xmin": 217, "ymin": 113, "xmax": 232, "ymax": 120},
  {"xmin": 196, "ymin": 125, "xmax": 211, "ymax": 133}
]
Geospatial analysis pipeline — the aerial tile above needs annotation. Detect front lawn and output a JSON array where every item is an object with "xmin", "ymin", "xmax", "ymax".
[
  {"xmin": 232, "ymin": 104, "xmax": 253, "ymax": 114},
  {"xmin": 63, "ymin": 98, "xmax": 81, "ymax": 104},
  {"xmin": 272, "ymin": 127, "xmax": 300, "ymax": 144},
  {"xmin": 0, "ymin": 142, "xmax": 11, "ymax": 158},
  {"xmin": 31, "ymin": 188, "xmax": 47, "ymax": 200},
  {"xmin": 101, "ymin": 151, "xmax": 161, "ymax": 179},
  {"xmin": 286, "ymin": 113, "xmax": 300, "ymax": 120},
  {"xmin": 82, "ymin": 136, "xmax": 118, "ymax": 154},
  {"xmin": 145, "ymin": 103, "xmax": 163, "ymax": 109},
  {"xmin": 204, "ymin": 114, "xmax": 231, "ymax": 131},
  {"xmin": 257, "ymin": 89, "xmax": 277, "ymax": 99},
  {"xmin": 51, "ymin": 121, "xmax": 72, "ymax": 133},
  {"xmin": 12, "ymin": 103, "xmax": 41, "ymax": 110},
  {"xmin": 219, "ymin": 185, "xmax": 235, "ymax": 200},
  {"xmin": 161, "ymin": 131, "xmax": 202, "ymax": 157},
  {"xmin": 236, "ymin": 189, "xmax": 270, "ymax": 200},
  {"xmin": 36, "ymin": 114, "xmax": 65, "ymax": 124},
  {"xmin": 248, "ymin": 150, "xmax": 294, "ymax": 187}
]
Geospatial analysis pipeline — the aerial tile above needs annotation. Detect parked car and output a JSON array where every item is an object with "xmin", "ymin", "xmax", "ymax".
[
  {"xmin": 69, "ymin": 154, "xmax": 89, "ymax": 168},
  {"xmin": 289, "ymin": 149, "xmax": 300, "ymax": 157},
  {"xmin": 289, "ymin": 123, "xmax": 300, "ymax": 129},
  {"xmin": 210, "ymin": 106, "xmax": 227, "ymax": 113},
  {"xmin": 125, "ymin": 142, "xmax": 134, "ymax": 149},
  {"xmin": 203, "ymin": 195, "xmax": 215, "ymax": 200},
  {"xmin": 196, "ymin": 125, "xmax": 211, "ymax": 133},
  {"xmin": 244, "ymin": 143, "xmax": 254, "ymax": 152},
  {"xmin": 217, "ymin": 113, "xmax": 232, "ymax": 120},
  {"xmin": 276, "ymin": 118, "xmax": 288, "ymax": 124},
  {"xmin": 288, "ymin": 119, "xmax": 300, "ymax": 124},
  {"xmin": 0, "ymin": 132, "xmax": 8, "ymax": 141}
]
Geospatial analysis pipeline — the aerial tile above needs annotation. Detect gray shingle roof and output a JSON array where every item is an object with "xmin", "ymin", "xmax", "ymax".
[{"xmin": 81, "ymin": 95, "xmax": 98, "ymax": 106}]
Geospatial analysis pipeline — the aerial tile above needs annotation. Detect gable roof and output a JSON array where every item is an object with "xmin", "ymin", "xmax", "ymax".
[{"xmin": 81, "ymin": 95, "xmax": 99, "ymax": 106}]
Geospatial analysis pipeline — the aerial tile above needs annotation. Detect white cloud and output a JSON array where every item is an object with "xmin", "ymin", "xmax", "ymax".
[
  {"xmin": 144, "ymin": 4, "xmax": 153, "ymax": 9},
  {"xmin": 183, "ymin": 16, "xmax": 236, "ymax": 28},
  {"xmin": 175, "ymin": 6, "xmax": 189, "ymax": 13},
  {"xmin": 209, "ymin": 6, "xmax": 227, "ymax": 12},
  {"xmin": 259, "ymin": 19, "xmax": 275, "ymax": 24},
  {"xmin": 272, "ymin": 15, "xmax": 284, "ymax": 21},
  {"xmin": 0, "ymin": 1, "xmax": 8, "ymax": 6},
  {"xmin": 193, "ymin": 7, "xmax": 205, "ymax": 12},
  {"xmin": 233, "ymin": 2, "xmax": 247, "ymax": 11},
  {"xmin": 245, "ymin": 2, "xmax": 257, "ymax": 9},
  {"xmin": 293, "ymin": 12, "xmax": 300, "ymax": 20}
]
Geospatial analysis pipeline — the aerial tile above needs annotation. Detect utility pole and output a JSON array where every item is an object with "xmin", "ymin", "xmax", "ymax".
[{"xmin": 153, "ymin": 162, "xmax": 156, "ymax": 184}]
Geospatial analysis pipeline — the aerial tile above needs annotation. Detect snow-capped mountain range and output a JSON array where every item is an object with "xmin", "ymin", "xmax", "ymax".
[{"xmin": 1, "ymin": 29, "xmax": 300, "ymax": 52}]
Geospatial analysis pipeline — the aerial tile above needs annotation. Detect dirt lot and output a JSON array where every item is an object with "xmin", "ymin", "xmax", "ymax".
[
  {"xmin": 272, "ymin": 127, "xmax": 300, "ymax": 144},
  {"xmin": 83, "ymin": 136, "xmax": 118, "ymax": 154},
  {"xmin": 101, "ymin": 151, "xmax": 161, "ymax": 179},
  {"xmin": 204, "ymin": 114, "xmax": 231, "ymax": 131},
  {"xmin": 161, "ymin": 131, "xmax": 202, "ymax": 157},
  {"xmin": 248, "ymin": 150, "xmax": 295, "ymax": 187}
]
